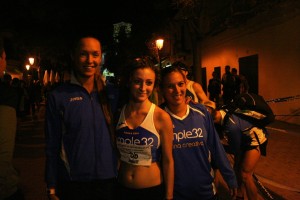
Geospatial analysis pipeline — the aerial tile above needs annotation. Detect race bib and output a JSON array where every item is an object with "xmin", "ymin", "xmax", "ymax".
[{"xmin": 117, "ymin": 142, "xmax": 152, "ymax": 166}]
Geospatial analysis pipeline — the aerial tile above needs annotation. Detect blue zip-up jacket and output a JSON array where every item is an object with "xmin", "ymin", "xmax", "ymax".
[{"xmin": 45, "ymin": 75, "xmax": 118, "ymax": 188}]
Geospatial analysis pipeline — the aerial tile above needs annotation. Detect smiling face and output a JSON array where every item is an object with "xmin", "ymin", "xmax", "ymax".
[
  {"xmin": 129, "ymin": 67, "xmax": 156, "ymax": 103},
  {"xmin": 162, "ymin": 70, "xmax": 187, "ymax": 107},
  {"xmin": 73, "ymin": 37, "xmax": 102, "ymax": 79}
]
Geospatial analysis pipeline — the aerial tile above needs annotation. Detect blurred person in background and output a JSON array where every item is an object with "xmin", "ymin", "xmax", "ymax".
[
  {"xmin": 208, "ymin": 71, "xmax": 221, "ymax": 108},
  {"xmin": 211, "ymin": 96, "xmax": 272, "ymax": 200},
  {"xmin": 0, "ymin": 36, "xmax": 24, "ymax": 200},
  {"xmin": 221, "ymin": 65, "xmax": 235, "ymax": 105}
]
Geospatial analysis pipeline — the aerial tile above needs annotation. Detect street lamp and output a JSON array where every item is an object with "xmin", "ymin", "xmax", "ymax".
[
  {"xmin": 25, "ymin": 64, "xmax": 31, "ymax": 82},
  {"xmin": 26, "ymin": 64, "xmax": 30, "ymax": 71},
  {"xmin": 156, "ymin": 39, "xmax": 164, "ymax": 51},
  {"xmin": 29, "ymin": 57, "xmax": 35, "ymax": 65},
  {"xmin": 156, "ymin": 39, "xmax": 164, "ymax": 69},
  {"xmin": 28, "ymin": 57, "xmax": 36, "ymax": 81}
]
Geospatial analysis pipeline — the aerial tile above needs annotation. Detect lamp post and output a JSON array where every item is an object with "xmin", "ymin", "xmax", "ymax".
[
  {"xmin": 155, "ymin": 39, "xmax": 164, "ymax": 69},
  {"xmin": 26, "ymin": 64, "xmax": 31, "ymax": 82},
  {"xmin": 26, "ymin": 64, "xmax": 30, "ymax": 71},
  {"xmin": 28, "ymin": 57, "xmax": 36, "ymax": 81},
  {"xmin": 29, "ymin": 57, "xmax": 35, "ymax": 65}
]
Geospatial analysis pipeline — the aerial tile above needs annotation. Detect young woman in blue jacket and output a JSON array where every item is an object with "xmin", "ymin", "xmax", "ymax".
[{"xmin": 160, "ymin": 66, "xmax": 237, "ymax": 200}]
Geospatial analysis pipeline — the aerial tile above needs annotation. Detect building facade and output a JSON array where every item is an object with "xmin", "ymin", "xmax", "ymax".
[{"xmin": 200, "ymin": 1, "xmax": 300, "ymax": 125}]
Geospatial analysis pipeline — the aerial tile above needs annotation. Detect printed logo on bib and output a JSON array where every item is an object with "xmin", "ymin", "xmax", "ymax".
[{"xmin": 117, "ymin": 142, "xmax": 152, "ymax": 166}]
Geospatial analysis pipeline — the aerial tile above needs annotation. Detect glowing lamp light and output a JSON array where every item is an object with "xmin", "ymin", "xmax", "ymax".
[
  {"xmin": 29, "ymin": 57, "xmax": 35, "ymax": 65},
  {"xmin": 156, "ymin": 39, "xmax": 164, "ymax": 50},
  {"xmin": 26, "ymin": 64, "xmax": 30, "ymax": 70}
]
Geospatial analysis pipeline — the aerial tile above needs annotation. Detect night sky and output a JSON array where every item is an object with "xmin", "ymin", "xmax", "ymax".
[{"xmin": 1, "ymin": 0, "xmax": 174, "ymax": 46}]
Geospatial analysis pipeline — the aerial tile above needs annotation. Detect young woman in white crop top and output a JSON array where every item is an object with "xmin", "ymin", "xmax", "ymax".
[{"xmin": 115, "ymin": 57, "xmax": 174, "ymax": 200}]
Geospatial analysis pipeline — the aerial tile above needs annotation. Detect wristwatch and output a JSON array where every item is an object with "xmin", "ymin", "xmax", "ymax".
[{"xmin": 46, "ymin": 188, "xmax": 56, "ymax": 195}]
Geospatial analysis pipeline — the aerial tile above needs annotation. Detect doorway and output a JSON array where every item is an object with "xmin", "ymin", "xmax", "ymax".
[
  {"xmin": 239, "ymin": 54, "xmax": 259, "ymax": 94},
  {"xmin": 201, "ymin": 67, "xmax": 207, "ymax": 94},
  {"xmin": 213, "ymin": 66, "xmax": 221, "ymax": 80}
]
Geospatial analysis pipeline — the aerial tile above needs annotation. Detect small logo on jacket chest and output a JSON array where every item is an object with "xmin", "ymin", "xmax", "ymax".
[{"xmin": 69, "ymin": 96, "xmax": 83, "ymax": 102}]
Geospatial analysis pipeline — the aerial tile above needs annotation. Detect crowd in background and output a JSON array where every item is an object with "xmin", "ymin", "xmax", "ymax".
[
  {"xmin": 6, "ymin": 77, "xmax": 44, "ymax": 119},
  {"xmin": 207, "ymin": 65, "xmax": 249, "ymax": 109},
  {"xmin": 4, "ymin": 61, "xmax": 246, "ymax": 121}
]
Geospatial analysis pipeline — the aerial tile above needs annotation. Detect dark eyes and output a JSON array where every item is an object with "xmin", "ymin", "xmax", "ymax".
[
  {"xmin": 178, "ymin": 82, "xmax": 185, "ymax": 87},
  {"xmin": 79, "ymin": 51, "xmax": 100, "ymax": 57},
  {"xmin": 167, "ymin": 81, "xmax": 185, "ymax": 89},
  {"xmin": 146, "ymin": 81, "xmax": 154, "ymax": 86},
  {"xmin": 133, "ymin": 80, "xmax": 154, "ymax": 86},
  {"xmin": 92, "ymin": 52, "xmax": 100, "ymax": 57}
]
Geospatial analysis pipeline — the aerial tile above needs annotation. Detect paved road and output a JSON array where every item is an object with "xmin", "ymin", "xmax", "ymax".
[
  {"xmin": 13, "ymin": 106, "xmax": 300, "ymax": 200},
  {"xmin": 14, "ymin": 110, "xmax": 47, "ymax": 200}
]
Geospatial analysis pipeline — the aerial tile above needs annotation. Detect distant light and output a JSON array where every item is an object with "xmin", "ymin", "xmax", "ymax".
[
  {"xmin": 156, "ymin": 39, "xmax": 164, "ymax": 50},
  {"xmin": 26, "ymin": 64, "xmax": 30, "ymax": 70},
  {"xmin": 29, "ymin": 57, "xmax": 35, "ymax": 65},
  {"xmin": 103, "ymin": 68, "xmax": 114, "ymax": 78}
]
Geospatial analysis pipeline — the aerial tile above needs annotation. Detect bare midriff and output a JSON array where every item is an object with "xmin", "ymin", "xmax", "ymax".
[{"xmin": 118, "ymin": 161, "xmax": 163, "ymax": 188}]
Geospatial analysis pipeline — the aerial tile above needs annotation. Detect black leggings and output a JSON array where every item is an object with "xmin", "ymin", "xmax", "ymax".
[
  {"xmin": 116, "ymin": 183, "xmax": 164, "ymax": 200},
  {"xmin": 56, "ymin": 178, "xmax": 117, "ymax": 200}
]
